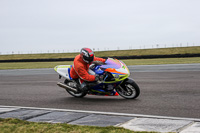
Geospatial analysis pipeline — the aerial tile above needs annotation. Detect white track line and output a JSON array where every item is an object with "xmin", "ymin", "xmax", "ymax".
[{"xmin": 1, "ymin": 105, "xmax": 200, "ymax": 122}]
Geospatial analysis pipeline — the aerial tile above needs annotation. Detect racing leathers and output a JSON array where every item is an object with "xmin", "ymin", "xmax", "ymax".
[{"xmin": 70, "ymin": 54, "xmax": 106, "ymax": 83}]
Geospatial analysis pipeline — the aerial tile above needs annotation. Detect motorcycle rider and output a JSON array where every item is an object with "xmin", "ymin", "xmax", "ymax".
[{"xmin": 70, "ymin": 48, "xmax": 106, "ymax": 92}]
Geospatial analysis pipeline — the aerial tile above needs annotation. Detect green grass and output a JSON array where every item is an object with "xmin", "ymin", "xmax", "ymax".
[
  {"xmin": 0, "ymin": 46, "xmax": 200, "ymax": 69},
  {"xmin": 0, "ymin": 57, "xmax": 200, "ymax": 70},
  {"xmin": 95, "ymin": 46, "xmax": 200, "ymax": 57},
  {"xmin": 0, "ymin": 118, "xmax": 156, "ymax": 133},
  {"xmin": 0, "ymin": 46, "xmax": 200, "ymax": 60},
  {"xmin": 122, "ymin": 57, "xmax": 200, "ymax": 65},
  {"xmin": 0, "ymin": 61, "xmax": 73, "ymax": 70},
  {"xmin": 0, "ymin": 53, "xmax": 78, "ymax": 60}
]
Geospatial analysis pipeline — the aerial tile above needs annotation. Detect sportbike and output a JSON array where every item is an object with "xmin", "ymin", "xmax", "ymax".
[{"xmin": 54, "ymin": 58, "xmax": 140, "ymax": 99}]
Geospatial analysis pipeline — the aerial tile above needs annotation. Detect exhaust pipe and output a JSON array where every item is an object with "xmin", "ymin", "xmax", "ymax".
[{"xmin": 57, "ymin": 82, "xmax": 77, "ymax": 93}]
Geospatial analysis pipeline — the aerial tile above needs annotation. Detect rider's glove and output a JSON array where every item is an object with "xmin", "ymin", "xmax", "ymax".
[{"xmin": 89, "ymin": 64, "xmax": 95, "ymax": 69}]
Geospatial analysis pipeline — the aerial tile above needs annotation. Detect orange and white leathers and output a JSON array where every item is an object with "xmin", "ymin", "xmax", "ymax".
[{"xmin": 70, "ymin": 54, "xmax": 105, "ymax": 83}]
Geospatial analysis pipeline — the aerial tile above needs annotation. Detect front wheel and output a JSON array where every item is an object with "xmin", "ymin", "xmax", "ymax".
[{"xmin": 116, "ymin": 78, "xmax": 140, "ymax": 99}]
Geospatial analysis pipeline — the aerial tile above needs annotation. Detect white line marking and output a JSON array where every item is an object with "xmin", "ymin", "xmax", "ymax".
[{"xmin": 1, "ymin": 105, "xmax": 200, "ymax": 122}]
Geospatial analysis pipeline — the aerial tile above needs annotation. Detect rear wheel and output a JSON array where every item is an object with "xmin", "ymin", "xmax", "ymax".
[
  {"xmin": 116, "ymin": 78, "xmax": 140, "ymax": 99},
  {"xmin": 64, "ymin": 80, "xmax": 87, "ymax": 98}
]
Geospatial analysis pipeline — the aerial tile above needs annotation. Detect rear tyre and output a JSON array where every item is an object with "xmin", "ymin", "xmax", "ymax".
[
  {"xmin": 116, "ymin": 78, "xmax": 140, "ymax": 99},
  {"xmin": 64, "ymin": 79, "xmax": 87, "ymax": 98}
]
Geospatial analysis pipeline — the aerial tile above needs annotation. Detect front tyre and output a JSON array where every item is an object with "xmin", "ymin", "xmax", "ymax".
[{"xmin": 116, "ymin": 78, "xmax": 140, "ymax": 99}]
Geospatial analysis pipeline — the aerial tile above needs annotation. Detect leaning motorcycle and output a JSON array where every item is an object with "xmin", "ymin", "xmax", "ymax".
[{"xmin": 54, "ymin": 58, "xmax": 140, "ymax": 99}]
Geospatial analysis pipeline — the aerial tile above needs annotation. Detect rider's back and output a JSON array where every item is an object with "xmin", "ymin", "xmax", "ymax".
[{"xmin": 70, "ymin": 54, "xmax": 100, "ymax": 82}]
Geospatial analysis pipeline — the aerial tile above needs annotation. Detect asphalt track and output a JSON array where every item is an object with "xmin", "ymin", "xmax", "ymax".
[{"xmin": 0, "ymin": 64, "xmax": 200, "ymax": 119}]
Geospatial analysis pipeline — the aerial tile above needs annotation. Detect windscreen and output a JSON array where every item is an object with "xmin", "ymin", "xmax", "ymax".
[{"xmin": 100, "ymin": 58, "xmax": 121, "ymax": 69}]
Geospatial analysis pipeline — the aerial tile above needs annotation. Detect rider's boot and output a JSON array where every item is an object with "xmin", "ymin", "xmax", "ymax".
[
  {"xmin": 72, "ymin": 78, "xmax": 88, "ymax": 93},
  {"xmin": 67, "ymin": 82, "xmax": 78, "ymax": 90},
  {"xmin": 79, "ymin": 82, "xmax": 88, "ymax": 92},
  {"xmin": 66, "ymin": 80, "xmax": 87, "ymax": 93},
  {"xmin": 67, "ymin": 82, "xmax": 83, "ymax": 93}
]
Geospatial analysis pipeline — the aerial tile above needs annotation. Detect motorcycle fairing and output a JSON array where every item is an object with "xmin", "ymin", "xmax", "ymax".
[
  {"xmin": 101, "ymin": 58, "xmax": 121, "ymax": 69},
  {"xmin": 54, "ymin": 65, "xmax": 72, "ymax": 80},
  {"xmin": 89, "ymin": 89, "xmax": 119, "ymax": 96},
  {"xmin": 89, "ymin": 81, "xmax": 122, "ymax": 96},
  {"xmin": 97, "ymin": 58, "xmax": 130, "ymax": 83}
]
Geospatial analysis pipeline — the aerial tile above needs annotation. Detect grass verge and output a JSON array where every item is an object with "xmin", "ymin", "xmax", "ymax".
[
  {"xmin": 0, "ymin": 57, "xmax": 200, "ymax": 70},
  {"xmin": 122, "ymin": 57, "xmax": 200, "ymax": 66},
  {"xmin": 0, "ymin": 118, "xmax": 156, "ymax": 133},
  {"xmin": 0, "ymin": 46, "xmax": 200, "ymax": 60}
]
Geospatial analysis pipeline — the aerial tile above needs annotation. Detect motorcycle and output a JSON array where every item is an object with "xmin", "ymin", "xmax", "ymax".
[{"xmin": 54, "ymin": 58, "xmax": 140, "ymax": 99}]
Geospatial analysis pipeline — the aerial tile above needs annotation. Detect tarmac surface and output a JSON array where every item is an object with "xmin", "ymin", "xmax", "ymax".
[
  {"xmin": 0, "ymin": 64, "xmax": 200, "ymax": 118},
  {"xmin": 0, "ymin": 63, "xmax": 200, "ymax": 132}
]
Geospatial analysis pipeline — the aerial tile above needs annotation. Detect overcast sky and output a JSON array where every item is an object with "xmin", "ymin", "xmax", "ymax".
[{"xmin": 0, "ymin": 0, "xmax": 200, "ymax": 54}]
